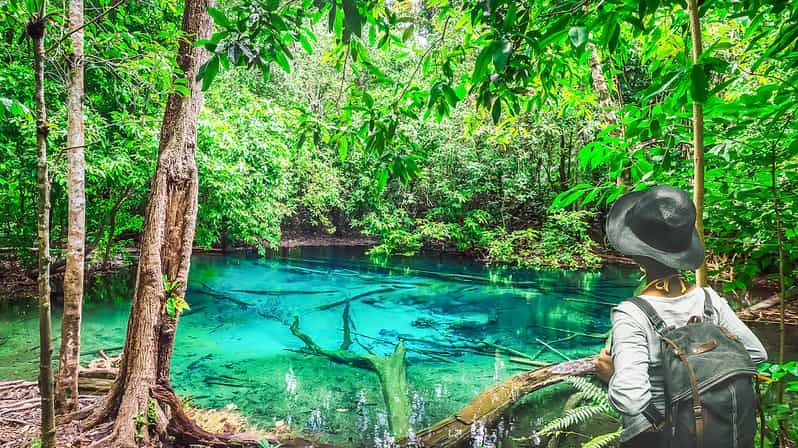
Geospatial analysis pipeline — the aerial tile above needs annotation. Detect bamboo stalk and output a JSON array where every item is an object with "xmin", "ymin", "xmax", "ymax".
[{"xmin": 687, "ymin": 0, "xmax": 708, "ymax": 287}]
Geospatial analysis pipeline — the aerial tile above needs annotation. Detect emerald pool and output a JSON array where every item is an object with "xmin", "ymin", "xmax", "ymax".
[{"xmin": 0, "ymin": 248, "xmax": 647, "ymax": 445}]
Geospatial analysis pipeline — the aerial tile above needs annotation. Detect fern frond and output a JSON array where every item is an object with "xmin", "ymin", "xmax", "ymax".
[
  {"xmin": 538, "ymin": 405, "xmax": 606, "ymax": 435},
  {"xmin": 581, "ymin": 428, "xmax": 621, "ymax": 448},
  {"xmin": 565, "ymin": 376, "xmax": 609, "ymax": 407}
]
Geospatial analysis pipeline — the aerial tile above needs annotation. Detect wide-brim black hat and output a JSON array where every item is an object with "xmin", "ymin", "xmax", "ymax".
[{"xmin": 605, "ymin": 184, "xmax": 704, "ymax": 271}]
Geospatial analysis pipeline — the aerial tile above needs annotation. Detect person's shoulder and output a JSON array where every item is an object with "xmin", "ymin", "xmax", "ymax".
[
  {"xmin": 612, "ymin": 298, "xmax": 651, "ymax": 327},
  {"xmin": 698, "ymin": 285, "xmax": 729, "ymax": 308}
]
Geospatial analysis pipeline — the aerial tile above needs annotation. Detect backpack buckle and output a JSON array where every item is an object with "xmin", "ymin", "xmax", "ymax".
[{"xmin": 693, "ymin": 405, "xmax": 703, "ymax": 418}]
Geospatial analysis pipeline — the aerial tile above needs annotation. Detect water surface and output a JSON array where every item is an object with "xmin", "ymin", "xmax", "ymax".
[{"xmin": 0, "ymin": 248, "xmax": 650, "ymax": 444}]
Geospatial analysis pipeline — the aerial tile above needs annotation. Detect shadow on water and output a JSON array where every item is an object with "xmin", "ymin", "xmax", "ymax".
[{"xmin": 0, "ymin": 247, "xmax": 791, "ymax": 446}]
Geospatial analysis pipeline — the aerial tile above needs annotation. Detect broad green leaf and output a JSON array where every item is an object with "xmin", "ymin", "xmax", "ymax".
[
  {"xmin": 690, "ymin": 63, "xmax": 708, "ymax": 104},
  {"xmin": 342, "ymin": 0, "xmax": 362, "ymax": 38},
  {"xmin": 207, "ymin": 7, "xmax": 231, "ymax": 29},
  {"xmin": 492, "ymin": 38, "xmax": 512, "ymax": 72},
  {"xmin": 197, "ymin": 55, "xmax": 219, "ymax": 91},
  {"xmin": 491, "ymin": 98, "xmax": 501, "ymax": 124}
]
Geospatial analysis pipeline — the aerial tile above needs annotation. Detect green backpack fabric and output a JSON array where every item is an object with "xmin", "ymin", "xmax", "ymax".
[{"xmin": 627, "ymin": 289, "xmax": 758, "ymax": 448}]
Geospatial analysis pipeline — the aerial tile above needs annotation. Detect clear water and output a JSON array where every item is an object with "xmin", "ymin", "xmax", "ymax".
[{"xmin": 0, "ymin": 247, "xmax": 644, "ymax": 444}]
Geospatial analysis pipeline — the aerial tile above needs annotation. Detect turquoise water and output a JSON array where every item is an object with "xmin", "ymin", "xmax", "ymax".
[{"xmin": 1, "ymin": 248, "xmax": 642, "ymax": 444}]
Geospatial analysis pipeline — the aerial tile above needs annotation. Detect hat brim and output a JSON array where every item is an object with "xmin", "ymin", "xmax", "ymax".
[{"xmin": 605, "ymin": 191, "xmax": 705, "ymax": 271}]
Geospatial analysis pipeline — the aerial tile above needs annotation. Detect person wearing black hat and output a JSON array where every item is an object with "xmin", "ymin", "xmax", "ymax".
[{"xmin": 593, "ymin": 184, "xmax": 767, "ymax": 447}]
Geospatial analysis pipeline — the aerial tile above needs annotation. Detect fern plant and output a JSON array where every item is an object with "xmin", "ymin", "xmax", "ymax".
[{"xmin": 536, "ymin": 376, "xmax": 621, "ymax": 447}]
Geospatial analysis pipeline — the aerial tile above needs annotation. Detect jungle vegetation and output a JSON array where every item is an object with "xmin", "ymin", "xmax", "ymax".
[{"xmin": 0, "ymin": 0, "xmax": 796, "ymax": 446}]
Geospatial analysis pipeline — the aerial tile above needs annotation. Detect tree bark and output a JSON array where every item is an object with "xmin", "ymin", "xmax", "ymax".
[
  {"xmin": 687, "ymin": 0, "xmax": 708, "ymax": 287},
  {"xmin": 80, "ymin": 0, "xmax": 212, "ymax": 445},
  {"xmin": 56, "ymin": 0, "xmax": 86, "ymax": 414},
  {"xmin": 28, "ymin": 9, "xmax": 57, "ymax": 448}
]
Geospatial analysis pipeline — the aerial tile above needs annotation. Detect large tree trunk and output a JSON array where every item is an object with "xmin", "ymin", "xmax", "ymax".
[
  {"xmin": 687, "ymin": 0, "xmax": 708, "ymax": 287},
  {"xmin": 56, "ymin": 0, "xmax": 86, "ymax": 414},
  {"xmin": 80, "ymin": 0, "xmax": 212, "ymax": 445},
  {"xmin": 28, "ymin": 10, "xmax": 57, "ymax": 448}
]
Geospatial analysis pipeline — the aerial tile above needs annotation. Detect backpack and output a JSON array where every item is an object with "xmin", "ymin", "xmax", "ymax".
[{"xmin": 627, "ymin": 288, "xmax": 758, "ymax": 448}]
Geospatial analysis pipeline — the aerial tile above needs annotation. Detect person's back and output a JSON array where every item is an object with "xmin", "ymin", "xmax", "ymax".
[
  {"xmin": 592, "ymin": 184, "xmax": 768, "ymax": 448},
  {"xmin": 609, "ymin": 286, "xmax": 767, "ymax": 445}
]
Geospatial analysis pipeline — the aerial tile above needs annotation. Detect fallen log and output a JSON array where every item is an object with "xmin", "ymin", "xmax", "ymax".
[{"xmin": 408, "ymin": 357, "xmax": 597, "ymax": 448}]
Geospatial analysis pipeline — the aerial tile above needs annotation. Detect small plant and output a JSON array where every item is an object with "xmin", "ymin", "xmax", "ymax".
[
  {"xmin": 257, "ymin": 440, "xmax": 281, "ymax": 448},
  {"xmin": 535, "ymin": 376, "xmax": 621, "ymax": 447},
  {"xmin": 29, "ymin": 439, "xmax": 42, "ymax": 448},
  {"xmin": 756, "ymin": 361, "xmax": 798, "ymax": 447},
  {"xmin": 163, "ymin": 274, "xmax": 190, "ymax": 318}
]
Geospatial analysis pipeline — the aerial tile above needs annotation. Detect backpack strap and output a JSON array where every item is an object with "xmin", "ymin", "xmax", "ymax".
[
  {"xmin": 701, "ymin": 287, "xmax": 714, "ymax": 321},
  {"xmin": 627, "ymin": 296, "xmax": 668, "ymax": 334}
]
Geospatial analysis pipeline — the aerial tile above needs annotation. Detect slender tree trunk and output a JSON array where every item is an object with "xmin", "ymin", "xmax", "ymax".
[
  {"xmin": 687, "ymin": 0, "xmax": 708, "ymax": 286},
  {"xmin": 28, "ymin": 10, "xmax": 56, "ymax": 448},
  {"xmin": 771, "ymin": 144, "xmax": 786, "ymax": 404},
  {"xmin": 587, "ymin": 44, "xmax": 628, "ymax": 186},
  {"xmin": 80, "ymin": 0, "xmax": 212, "ymax": 445},
  {"xmin": 56, "ymin": 0, "xmax": 85, "ymax": 414}
]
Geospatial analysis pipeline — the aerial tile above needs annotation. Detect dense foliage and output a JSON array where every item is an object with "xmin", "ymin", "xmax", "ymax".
[{"xmin": 1, "ymin": 0, "xmax": 796, "ymax": 281}]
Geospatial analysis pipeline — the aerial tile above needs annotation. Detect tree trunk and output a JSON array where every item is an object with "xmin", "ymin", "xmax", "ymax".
[
  {"xmin": 28, "ymin": 10, "xmax": 57, "ymax": 448},
  {"xmin": 56, "ymin": 0, "xmax": 86, "ymax": 414},
  {"xmin": 80, "ymin": 0, "xmax": 212, "ymax": 445},
  {"xmin": 687, "ymin": 0, "xmax": 708, "ymax": 287},
  {"xmin": 588, "ymin": 44, "xmax": 628, "ymax": 185}
]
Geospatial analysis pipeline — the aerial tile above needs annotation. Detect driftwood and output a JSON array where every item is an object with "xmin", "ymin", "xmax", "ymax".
[{"xmin": 408, "ymin": 357, "xmax": 597, "ymax": 448}]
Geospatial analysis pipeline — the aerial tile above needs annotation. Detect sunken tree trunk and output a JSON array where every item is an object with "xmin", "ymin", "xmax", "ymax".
[
  {"xmin": 80, "ymin": 0, "xmax": 212, "ymax": 445},
  {"xmin": 28, "ymin": 9, "xmax": 57, "ymax": 448},
  {"xmin": 687, "ymin": 0, "xmax": 708, "ymax": 287},
  {"xmin": 290, "ymin": 309, "xmax": 412, "ymax": 438},
  {"xmin": 56, "ymin": 0, "xmax": 86, "ymax": 414}
]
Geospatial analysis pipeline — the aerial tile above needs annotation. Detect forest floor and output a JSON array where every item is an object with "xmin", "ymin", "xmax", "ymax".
[{"xmin": 0, "ymin": 380, "xmax": 290, "ymax": 448}]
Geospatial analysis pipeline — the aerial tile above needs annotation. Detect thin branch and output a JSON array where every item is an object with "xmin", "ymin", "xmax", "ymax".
[
  {"xmin": 46, "ymin": 0, "xmax": 125, "ymax": 53},
  {"xmin": 395, "ymin": 16, "xmax": 450, "ymax": 105}
]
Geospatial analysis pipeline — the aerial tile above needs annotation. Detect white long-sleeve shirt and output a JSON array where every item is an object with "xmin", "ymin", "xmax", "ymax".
[{"xmin": 608, "ymin": 286, "xmax": 768, "ymax": 442}]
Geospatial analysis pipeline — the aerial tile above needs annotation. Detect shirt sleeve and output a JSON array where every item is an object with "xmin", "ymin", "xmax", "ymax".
[
  {"xmin": 709, "ymin": 288, "xmax": 768, "ymax": 363},
  {"xmin": 608, "ymin": 305, "xmax": 653, "ymax": 416}
]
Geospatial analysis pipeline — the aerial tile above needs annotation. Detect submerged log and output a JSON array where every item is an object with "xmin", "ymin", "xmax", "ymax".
[
  {"xmin": 408, "ymin": 357, "xmax": 597, "ymax": 448},
  {"xmin": 290, "ymin": 315, "xmax": 412, "ymax": 438}
]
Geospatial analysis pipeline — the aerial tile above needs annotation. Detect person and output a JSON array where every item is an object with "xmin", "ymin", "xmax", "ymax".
[{"xmin": 593, "ymin": 184, "xmax": 768, "ymax": 448}]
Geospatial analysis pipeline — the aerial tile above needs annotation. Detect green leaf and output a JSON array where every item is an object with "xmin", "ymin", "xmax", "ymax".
[
  {"xmin": 274, "ymin": 49, "xmax": 291, "ymax": 73},
  {"xmin": 568, "ymin": 26, "xmax": 587, "ymax": 48},
  {"xmin": 197, "ymin": 55, "xmax": 219, "ymax": 91},
  {"xmin": 299, "ymin": 33, "xmax": 313, "ymax": 54},
  {"xmin": 492, "ymin": 38, "xmax": 512, "ymax": 72},
  {"xmin": 207, "ymin": 7, "xmax": 231, "ymax": 29},
  {"xmin": 342, "ymin": 0, "xmax": 362, "ymax": 38},
  {"xmin": 402, "ymin": 24, "xmax": 414, "ymax": 42},
  {"xmin": 166, "ymin": 297, "xmax": 176, "ymax": 318},
  {"xmin": 376, "ymin": 168, "xmax": 389, "ymax": 192},
  {"xmin": 503, "ymin": 3, "xmax": 517, "ymax": 31},
  {"xmin": 690, "ymin": 63, "xmax": 708, "ymax": 104},
  {"xmin": 608, "ymin": 23, "xmax": 620, "ymax": 53},
  {"xmin": 491, "ymin": 98, "xmax": 502, "ymax": 124},
  {"xmin": 472, "ymin": 46, "xmax": 492, "ymax": 83}
]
